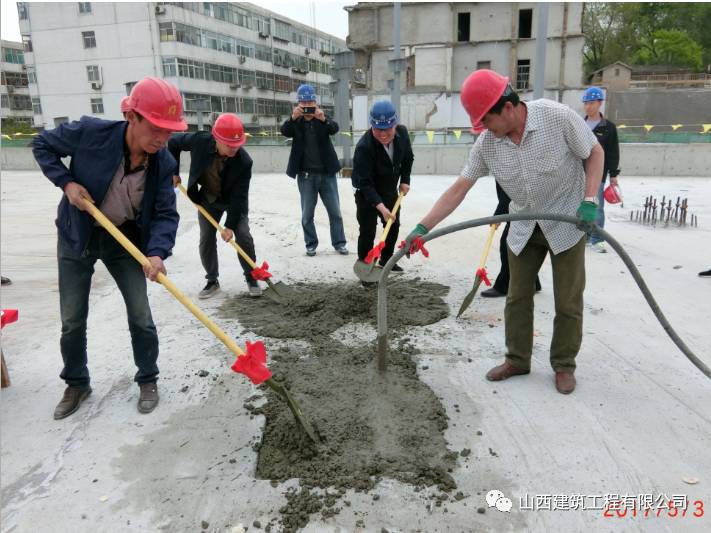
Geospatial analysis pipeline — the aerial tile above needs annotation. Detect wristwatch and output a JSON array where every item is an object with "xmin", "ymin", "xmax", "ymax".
[{"xmin": 584, "ymin": 196, "xmax": 599, "ymax": 206}]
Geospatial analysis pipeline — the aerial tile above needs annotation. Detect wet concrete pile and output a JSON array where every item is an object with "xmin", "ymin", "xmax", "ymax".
[{"xmin": 220, "ymin": 280, "xmax": 457, "ymax": 532}]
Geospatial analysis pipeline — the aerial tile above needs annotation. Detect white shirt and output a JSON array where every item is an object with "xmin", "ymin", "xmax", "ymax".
[{"xmin": 461, "ymin": 99, "xmax": 599, "ymax": 255}]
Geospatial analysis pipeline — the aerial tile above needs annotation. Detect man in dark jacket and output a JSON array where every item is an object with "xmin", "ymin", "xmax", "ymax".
[
  {"xmin": 352, "ymin": 100, "xmax": 414, "ymax": 285},
  {"xmin": 281, "ymin": 84, "xmax": 348, "ymax": 256},
  {"xmin": 169, "ymin": 113, "xmax": 260, "ymax": 298},
  {"xmin": 31, "ymin": 77, "xmax": 185, "ymax": 419},
  {"xmin": 582, "ymin": 87, "xmax": 621, "ymax": 252},
  {"xmin": 481, "ymin": 182, "xmax": 542, "ymax": 297}
]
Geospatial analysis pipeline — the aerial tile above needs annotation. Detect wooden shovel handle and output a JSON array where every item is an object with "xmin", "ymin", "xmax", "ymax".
[
  {"xmin": 177, "ymin": 184, "xmax": 257, "ymax": 270},
  {"xmin": 82, "ymin": 197, "xmax": 245, "ymax": 357},
  {"xmin": 478, "ymin": 223, "xmax": 499, "ymax": 269},
  {"xmin": 380, "ymin": 192, "xmax": 405, "ymax": 243}
]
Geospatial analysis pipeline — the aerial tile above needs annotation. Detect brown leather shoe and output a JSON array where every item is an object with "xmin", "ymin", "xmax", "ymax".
[
  {"xmin": 54, "ymin": 386, "xmax": 92, "ymax": 420},
  {"xmin": 485, "ymin": 361, "xmax": 530, "ymax": 381},
  {"xmin": 555, "ymin": 372, "xmax": 576, "ymax": 394},
  {"xmin": 138, "ymin": 382, "xmax": 159, "ymax": 414}
]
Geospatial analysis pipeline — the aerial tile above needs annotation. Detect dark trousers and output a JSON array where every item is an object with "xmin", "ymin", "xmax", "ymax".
[
  {"xmin": 198, "ymin": 201, "xmax": 256, "ymax": 284},
  {"xmin": 493, "ymin": 222, "xmax": 542, "ymax": 294},
  {"xmin": 505, "ymin": 225, "xmax": 586, "ymax": 372},
  {"xmin": 355, "ymin": 192, "xmax": 400, "ymax": 264},
  {"xmin": 57, "ymin": 227, "xmax": 159, "ymax": 388}
]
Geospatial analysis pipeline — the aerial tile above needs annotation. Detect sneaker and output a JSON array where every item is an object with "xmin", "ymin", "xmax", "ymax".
[
  {"xmin": 138, "ymin": 382, "xmax": 159, "ymax": 414},
  {"xmin": 199, "ymin": 280, "xmax": 220, "ymax": 299},
  {"xmin": 247, "ymin": 280, "xmax": 262, "ymax": 297},
  {"xmin": 335, "ymin": 246, "xmax": 349, "ymax": 255},
  {"xmin": 306, "ymin": 247, "xmax": 317, "ymax": 257},
  {"xmin": 481, "ymin": 287, "xmax": 506, "ymax": 298},
  {"xmin": 391, "ymin": 264, "xmax": 404, "ymax": 273},
  {"xmin": 54, "ymin": 386, "xmax": 92, "ymax": 420},
  {"xmin": 592, "ymin": 242, "xmax": 607, "ymax": 253},
  {"xmin": 699, "ymin": 269, "xmax": 711, "ymax": 278}
]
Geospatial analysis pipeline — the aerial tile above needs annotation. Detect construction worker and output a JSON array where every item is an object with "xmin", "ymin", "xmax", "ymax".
[
  {"xmin": 281, "ymin": 83, "xmax": 348, "ymax": 257},
  {"xmin": 352, "ymin": 100, "xmax": 414, "ymax": 287},
  {"xmin": 168, "ymin": 113, "xmax": 261, "ymax": 298},
  {"xmin": 32, "ymin": 77, "xmax": 186, "ymax": 419},
  {"xmin": 407, "ymin": 69, "xmax": 604, "ymax": 394},
  {"xmin": 582, "ymin": 86, "xmax": 620, "ymax": 253},
  {"xmin": 120, "ymin": 96, "xmax": 131, "ymax": 118}
]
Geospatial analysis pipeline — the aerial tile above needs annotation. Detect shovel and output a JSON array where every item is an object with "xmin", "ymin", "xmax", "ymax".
[
  {"xmin": 354, "ymin": 192, "xmax": 404, "ymax": 283},
  {"xmin": 177, "ymin": 184, "xmax": 291, "ymax": 303},
  {"xmin": 456, "ymin": 223, "xmax": 498, "ymax": 318},
  {"xmin": 81, "ymin": 197, "xmax": 320, "ymax": 445}
]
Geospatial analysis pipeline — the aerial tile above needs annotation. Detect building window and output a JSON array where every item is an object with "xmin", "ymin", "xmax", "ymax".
[
  {"xmin": 9, "ymin": 94, "xmax": 33, "ymax": 110},
  {"xmin": 2, "ymin": 47, "xmax": 24, "ymax": 64},
  {"xmin": 516, "ymin": 59, "xmax": 530, "ymax": 90},
  {"xmin": 162, "ymin": 57, "xmax": 177, "ymax": 77},
  {"xmin": 90, "ymin": 97, "xmax": 104, "ymax": 114},
  {"xmin": 78, "ymin": 2, "xmax": 91, "ymax": 14},
  {"xmin": 82, "ymin": 31, "xmax": 96, "ymax": 48},
  {"xmin": 273, "ymin": 20, "xmax": 291, "ymax": 42},
  {"xmin": 17, "ymin": 3, "xmax": 28, "ymax": 20},
  {"xmin": 518, "ymin": 9, "xmax": 533, "ymax": 39},
  {"xmin": 32, "ymin": 97, "xmax": 42, "ymax": 114},
  {"xmin": 0, "ymin": 95, "xmax": 8, "ymax": 109},
  {"xmin": 159, "ymin": 22, "xmax": 175, "ymax": 41},
  {"xmin": 615, "ymin": 68, "xmax": 620, "ymax": 76},
  {"xmin": 457, "ymin": 13, "xmax": 470, "ymax": 42},
  {"xmin": 22, "ymin": 35, "xmax": 32, "ymax": 53},
  {"xmin": 125, "ymin": 81, "xmax": 137, "ymax": 95},
  {"xmin": 2, "ymin": 71, "xmax": 29, "ymax": 87},
  {"xmin": 255, "ymin": 71, "xmax": 274, "ymax": 90},
  {"xmin": 27, "ymin": 67, "xmax": 37, "ymax": 84},
  {"xmin": 86, "ymin": 65, "xmax": 100, "ymax": 82},
  {"xmin": 476, "ymin": 61, "xmax": 491, "ymax": 70}
]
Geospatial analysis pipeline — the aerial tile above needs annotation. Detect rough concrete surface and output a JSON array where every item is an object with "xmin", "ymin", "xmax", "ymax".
[{"xmin": 1, "ymin": 171, "xmax": 710, "ymax": 532}]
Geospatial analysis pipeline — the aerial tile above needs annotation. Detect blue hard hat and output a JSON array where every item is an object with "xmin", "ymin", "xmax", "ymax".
[
  {"xmin": 369, "ymin": 100, "xmax": 398, "ymax": 129},
  {"xmin": 297, "ymin": 84, "xmax": 317, "ymax": 102},
  {"xmin": 582, "ymin": 87, "xmax": 605, "ymax": 102}
]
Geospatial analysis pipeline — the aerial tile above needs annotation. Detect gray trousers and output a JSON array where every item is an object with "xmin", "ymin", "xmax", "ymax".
[{"xmin": 198, "ymin": 201, "xmax": 256, "ymax": 284}]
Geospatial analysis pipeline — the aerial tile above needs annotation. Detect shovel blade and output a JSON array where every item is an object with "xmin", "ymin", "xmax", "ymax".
[
  {"xmin": 263, "ymin": 280, "xmax": 292, "ymax": 303},
  {"xmin": 456, "ymin": 277, "xmax": 484, "ymax": 318},
  {"xmin": 265, "ymin": 378, "xmax": 321, "ymax": 445},
  {"xmin": 353, "ymin": 259, "xmax": 383, "ymax": 283}
]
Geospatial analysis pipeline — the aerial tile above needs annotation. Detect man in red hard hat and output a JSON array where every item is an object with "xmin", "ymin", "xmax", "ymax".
[
  {"xmin": 120, "ymin": 95, "xmax": 131, "ymax": 117},
  {"xmin": 168, "ymin": 113, "xmax": 261, "ymax": 298},
  {"xmin": 32, "ymin": 77, "xmax": 187, "ymax": 419},
  {"xmin": 407, "ymin": 69, "xmax": 605, "ymax": 394}
]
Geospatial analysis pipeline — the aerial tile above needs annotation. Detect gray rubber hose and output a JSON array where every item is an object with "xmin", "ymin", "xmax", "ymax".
[{"xmin": 376, "ymin": 213, "xmax": 710, "ymax": 379}]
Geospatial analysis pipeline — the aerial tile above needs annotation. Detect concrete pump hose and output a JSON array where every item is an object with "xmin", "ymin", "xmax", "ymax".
[{"xmin": 376, "ymin": 213, "xmax": 711, "ymax": 379}]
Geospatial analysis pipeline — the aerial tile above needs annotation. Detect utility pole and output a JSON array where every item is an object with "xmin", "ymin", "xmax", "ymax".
[
  {"xmin": 333, "ymin": 51, "xmax": 354, "ymax": 168},
  {"xmin": 533, "ymin": 2, "xmax": 549, "ymax": 99},
  {"xmin": 390, "ymin": 2, "xmax": 402, "ymax": 114}
]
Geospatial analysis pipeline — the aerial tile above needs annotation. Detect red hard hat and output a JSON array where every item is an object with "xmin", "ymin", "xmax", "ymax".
[
  {"xmin": 127, "ymin": 77, "xmax": 187, "ymax": 131},
  {"xmin": 120, "ymin": 96, "xmax": 131, "ymax": 114},
  {"xmin": 460, "ymin": 69, "xmax": 510, "ymax": 133},
  {"xmin": 212, "ymin": 113, "xmax": 246, "ymax": 148},
  {"xmin": 603, "ymin": 183, "xmax": 623, "ymax": 204}
]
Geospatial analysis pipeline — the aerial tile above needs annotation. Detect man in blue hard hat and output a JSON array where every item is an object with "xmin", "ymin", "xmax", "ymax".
[
  {"xmin": 582, "ymin": 86, "xmax": 620, "ymax": 253},
  {"xmin": 281, "ymin": 84, "xmax": 348, "ymax": 257},
  {"xmin": 351, "ymin": 100, "xmax": 414, "ymax": 286}
]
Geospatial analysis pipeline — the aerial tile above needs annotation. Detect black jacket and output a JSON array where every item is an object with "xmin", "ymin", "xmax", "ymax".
[
  {"xmin": 351, "ymin": 125, "xmax": 414, "ymax": 206},
  {"xmin": 585, "ymin": 114, "xmax": 620, "ymax": 181},
  {"xmin": 280, "ymin": 116, "xmax": 341, "ymax": 178},
  {"xmin": 168, "ymin": 131, "xmax": 253, "ymax": 230}
]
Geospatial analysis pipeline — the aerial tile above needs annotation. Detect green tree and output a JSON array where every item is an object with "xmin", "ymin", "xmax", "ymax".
[{"xmin": 632, "ymin": 29, "xmax": 703, "ymax": 70}]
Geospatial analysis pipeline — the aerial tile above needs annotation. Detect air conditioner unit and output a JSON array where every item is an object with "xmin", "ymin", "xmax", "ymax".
[
  {"xmin": 90, "ymin": 82, "xmax": 102, "ymax": 90},
  {"xmin": 304, "ymin": 48, "xmax": 310, "ymax": 55},
  {"xmin": 229, "ymin": 83, "xmax": 240, "ymax": 89},
  {"xmin": 242, "ymin": 83, "xmax": 253, "ymax": 90},
  {"xmin": 258, "ymin": 31, "xmax": 269, "ymax": 39},
  {"xmin": 155, "ymin": 6, "xmax": 166, "ymax": 15},
  {"xmin": 239, "ymin": 55, "xmax": 246, "ymax": 64},
  {"xmin": 251, "ymin": 114, "xmax": 258, "ymax": 122}
]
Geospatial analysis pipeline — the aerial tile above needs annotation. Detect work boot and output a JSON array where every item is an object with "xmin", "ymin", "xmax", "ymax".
[
  {"xmin": 54, "ymin": 386, "xmax": 92, "ymax": 420},
  {"xmin": 481, "ymin": 287, "xmax": 506, "ymax": 298},
  {"xmin": 138, "ymin": 382, "xmax": 159, "ymax": 414},
  {"xmin": 335, "ymin": 246, "xmax": 349, "ymax": 255},
  {"xmin": 247, "ymin": 279, "xmax": 262, "ymax": 298},
  {"xmin": 555, "ymin": 372, "xmax": 576, "ymax": 394},
  {"xmin": 199, "ymin": 280, "xmax": 220, "ymax": 299},
  {"xmin": 485, "ymin": 361, "xmax": 530, "ymax": 381},
  {"xmin": 306, "ymin": 247, "xmax": 317, "ymax": 257}
]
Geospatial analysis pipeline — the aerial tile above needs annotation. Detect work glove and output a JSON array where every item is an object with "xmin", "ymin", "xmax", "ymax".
[
  {"xmin": 576, "ymin": 201, "xmax": 597, "ymax": 233},
  {"xmin": 401, "ymin": 223, "xmax": 430, "ymax": 258}
]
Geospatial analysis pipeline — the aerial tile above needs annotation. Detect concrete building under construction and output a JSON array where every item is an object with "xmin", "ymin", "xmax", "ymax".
[{"xmin": 346, "ymin": 2, "xmax": 587, "ymax": 130}]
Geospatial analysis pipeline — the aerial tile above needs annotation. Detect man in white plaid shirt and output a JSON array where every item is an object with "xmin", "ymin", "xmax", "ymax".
[{"xmin": 408, "ymin": 70, "xmax": 604, "ymax": 394}]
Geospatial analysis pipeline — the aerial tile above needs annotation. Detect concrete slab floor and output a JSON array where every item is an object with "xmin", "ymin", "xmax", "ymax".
[{"xmin": 1, "ymin": 171, "xmax": 710, "ymax": 532}]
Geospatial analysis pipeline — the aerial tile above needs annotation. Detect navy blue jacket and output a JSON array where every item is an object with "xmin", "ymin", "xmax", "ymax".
[
  {"xmin": 280, "ymin": 115, "xmax": 341, "ymax": 178},
  {"xmin": 167, "ymin": 131, "xmax": 253, "ymax": 230},
  {"xmin": 351, "ymin": 125, "xmax": 414, "ymax": 206},
  {"xmin": 32, "ymin": 116, "xmax": 179, "ymax": 259}
]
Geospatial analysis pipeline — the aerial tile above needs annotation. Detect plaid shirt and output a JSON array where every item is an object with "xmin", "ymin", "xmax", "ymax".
[{"xmin": 462, "ymin": 99, "xmax": 599, "ymax": 255}]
